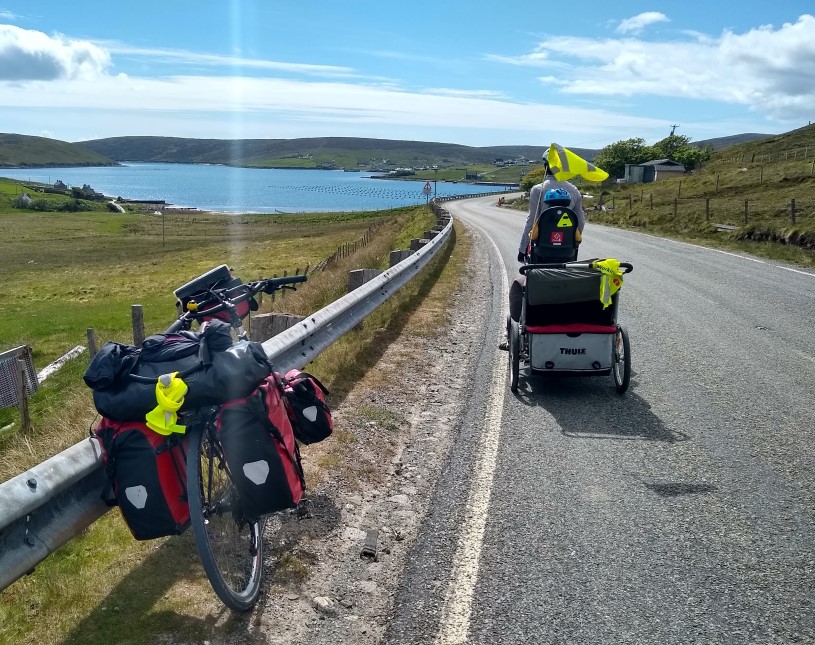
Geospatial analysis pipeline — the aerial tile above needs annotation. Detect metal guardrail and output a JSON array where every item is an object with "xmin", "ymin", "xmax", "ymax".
[{"xmin": 0, "ymin": 213, "xmax": 453, "ymax": 592}]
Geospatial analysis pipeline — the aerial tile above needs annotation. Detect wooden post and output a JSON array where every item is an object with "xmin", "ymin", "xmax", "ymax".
[
  {"xmin": 705, "ymin": 198, "xmax": 710, "ymax": 222},
  {"xmin": 677, "ymin": 181, "xmax": 682, "ymax": 198},
  {"xmin": 759, "ymin": 167, "xmax": 763, "ymax": 184},
  {"xmin": 716, "ymin": 174, "xmax": 720, "ymax": 192},
  {"xmin": 611, "ymin": 196, "xmax": 615, "ymax": 209},
  {"xmin": 86, "ymin": 328, "xmax": 98, "ymax": 358},
  {"xmin": 744, "ymin": 200, "xmax": 749, "ymax": 224},
  {"xmin": 790, "ymin": 199, "xmax": 796, "ymax": 225},
  {"xmin": 811, "ymin": 159, "xmax": 814, "ymax": 176},
  {"xmin": 131, "ymin": 305, "xmax": 145, "ymax": 345},
  {"xmin": 628, "ymin": 194, "xmax": 632, "ymax": 209},
  {"xmin": 17, "ymin": 359, "xmax": 31, "ymax": 432},
  {"xmin": 673, "ymin": 198, "xmax": 677, "ymax": 218},
  {"xmin": 640, "ymin": 189, "xmax": 644, "ymax": 203},
  {"xmin": 649, "ymin": 193, "xmax": 653, "ymax": 210}
]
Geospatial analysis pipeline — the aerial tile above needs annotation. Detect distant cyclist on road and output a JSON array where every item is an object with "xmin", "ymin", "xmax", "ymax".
[{"xmin": 500, "ymin": 145, "xmax": 607, "ymax": 350}]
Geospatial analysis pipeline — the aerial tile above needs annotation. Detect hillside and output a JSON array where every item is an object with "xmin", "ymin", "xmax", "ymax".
[
  {"xmin": 76, "ymin": 135, "xmax": 598, "ymax": 170},
  {"xmin": 0, "ymin": 133, "xmax": 117, "ymax": 168},
  {"xmin": 709, "ymin": 123, "xmax": 815, "ymax": 159},
  {"xmin": 693, "ymin": 133, "xmax": 774, "ymax": 151}
]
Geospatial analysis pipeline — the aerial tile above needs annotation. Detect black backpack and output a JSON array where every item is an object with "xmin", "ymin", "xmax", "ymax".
[{"xmin": 530, "ymin": 206, "xmax": 579, "ymax": 263}]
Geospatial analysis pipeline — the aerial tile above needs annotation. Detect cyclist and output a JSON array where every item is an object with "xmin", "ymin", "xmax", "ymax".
[
  {"xmin": 499, "ymin": 162, "xmax": 586, "ymax": 351},
  {"xmin": 518, "ymin": 158, "xmax": 585, "ymax": 263}
]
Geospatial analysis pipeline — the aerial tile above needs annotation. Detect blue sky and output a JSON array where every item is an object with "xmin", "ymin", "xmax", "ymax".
[{"xmin": 1, "ymin": 1, "xmax": 813, "ymax": 149}]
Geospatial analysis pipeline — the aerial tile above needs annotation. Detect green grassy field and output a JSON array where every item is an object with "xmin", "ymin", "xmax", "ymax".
[{"xmin": 0, "ymin": 184, "xmax": 424, "ymax": 448}]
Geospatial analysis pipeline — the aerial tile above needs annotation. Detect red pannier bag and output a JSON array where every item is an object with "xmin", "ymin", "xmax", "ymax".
[
  {"xmin": 216, "ymin": 375, "xmax": 305, "ymax": 519},
  {"xmin": 281, "ymin": 369, "xmax": 333, "ymax": 445},
  {"xmin": 92, "ymin": 418, "xmax": 189, "ymax": 540}
]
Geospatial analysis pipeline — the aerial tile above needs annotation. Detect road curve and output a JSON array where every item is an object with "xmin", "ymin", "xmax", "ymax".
[{"xmin": 386, "ymin": 195, "xmax": 815, "ymax": 644}]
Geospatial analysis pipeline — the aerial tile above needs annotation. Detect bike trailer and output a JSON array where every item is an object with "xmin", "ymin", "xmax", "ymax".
[
  {"xmin": 93, "ymin": 418, "xmax": 190, "ymax": 540},
  {"xmin": 524, "ymin": 266, "xmax": 620, "ymax": 374},
  {"xmin": 216, "ymin": 375, "xmax": 305, "ymax": 519}
]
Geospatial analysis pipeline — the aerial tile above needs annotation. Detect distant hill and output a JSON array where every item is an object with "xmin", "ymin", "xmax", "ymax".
[
  {"xmin": 693, "ymin": 133, "xmax": 774, "ymax": 151},
  {"xmin": 0, "ymin": 133, "xmax": 117, "ymax": 168},
  {"xmin": 708, "ymin": 123, "xmax": 815, "ymax": 159},
  {"xmin": 77, "ymin": 136, "xmax": 599, "ymax": 169}
]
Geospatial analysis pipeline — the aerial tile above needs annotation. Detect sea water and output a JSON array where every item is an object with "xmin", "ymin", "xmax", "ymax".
[{"xmin": 1, "ymin": 163, "xmax": 510, "ymax": 213}]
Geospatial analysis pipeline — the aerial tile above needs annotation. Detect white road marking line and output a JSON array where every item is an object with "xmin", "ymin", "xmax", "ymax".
[
  {"xmin": 778, "ymin": 266, "xmax": 815, "ymax": 278},
  {"xmin": 435, "ymin": 224, "xmax": 509, "ymax": 645},
  {"xmin": 633, "ymin": 231, "xmax": 767, "ymax": 264}
]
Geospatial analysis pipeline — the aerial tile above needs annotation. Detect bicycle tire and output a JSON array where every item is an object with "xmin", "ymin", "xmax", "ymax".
[
  {"xmin": 186, "ymin": 420, "xmax": 264, "ymax": 612},
  {"xmin": 613, "ymin": 325, "xmax": 631, "ymax": 394}
]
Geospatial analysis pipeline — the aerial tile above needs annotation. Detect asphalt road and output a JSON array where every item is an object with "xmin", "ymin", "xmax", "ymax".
[{"xmin": 386, "ymin": 195, "xmax": 815, "ymax": 644}]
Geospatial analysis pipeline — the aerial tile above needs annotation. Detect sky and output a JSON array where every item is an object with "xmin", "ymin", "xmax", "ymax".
[{"xmin": 1, "ymin": 1, "xmax": 814, "ymax": 149}]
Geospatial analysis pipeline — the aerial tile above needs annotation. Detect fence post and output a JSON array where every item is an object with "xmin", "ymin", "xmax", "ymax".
[
  {"xmin": 640, "ymin": 189, "xmax": 644, "ymax": 204},
  {"xmin": 611, "ymin": 196, "xmax": 615, "ymax": 209},
  {"xmin": 17, "ymin": 359, "xmax": 31, "ymax": 432},
  {"xmin": 744, "ymin": 200, "xmax": 749, "ymax": 224},
  {"xmin": 673, "ymin": 198, "xmax": 677, "ymax": 218},
  {"xmin": 86, "ymin": 328, "xmax": 98, "ymax": 358},
  {"xmin": 131, "ymin": 305, "xmax": 145, "ymax": 345},
  {"xmin": 716, "ymin": 174, "xmax": 720, "ymax": 193},
  {"xmin": 790, "ymin": 199, "xmax": 796, "ymax": 225},
  {"xmin": 705, "ymin": 198, "xmax": 710, "ymax": 222},
  {"xmin": 649, "ymin": 193, "xmax": 653, "ymax": 210},
  {"xmin": 628, "ymin": 194, "xmax": 632, "ymax": 209},
  {"xmin": 678, "ymin": 181, "xmax": 682, "ymax": 198},
  {"xmin": 811, "ymin": 159, "xmax": 814, "ymax": 176},
  {"xmin": 759, "ymin": 167, "xmax": 763, "ymax": 184}
]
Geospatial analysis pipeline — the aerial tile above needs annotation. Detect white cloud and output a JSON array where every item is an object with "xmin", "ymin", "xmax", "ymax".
[
  {"xmin": 491, "ymin": 14, "xmax": 815, "ymax": 122},
  {"xmin": 0, "ymin": 24, "xmax": 110, "ymax": 80},
  {"xmin": 0, "ymin": 72, "xmax": 665, "ymax": 143},
  {"xmin": 617, "ymin": 12, "xmax": 669, "ymax": 35},
  {"xmin": 0, "ymin": 11, "xmax": 18, "ymax": 20},
  {"xmin": 100, "ymin": 42, "xmax": 357, "ymax": 78},
  {"xmin": 422, "ymin": 87, "xmax": 506, "ymax": 98}
]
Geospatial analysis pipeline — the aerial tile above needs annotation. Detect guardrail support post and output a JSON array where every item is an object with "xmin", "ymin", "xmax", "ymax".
[
  {"xmin": 249, "ymin": 313, "xmax": 306, "ymax": 342},
  {"xmin": 348, "ymin": 269, "xmax": 383, "ymax": 293},
  {"xmin": 86, "ymin": 328, "xmax": 98, "ymax": 358},
  {"xmin": 389, "ymin": 250, "xmax": 412, "ymax": 267},
  {"xmin": 131, "ymin": 305, "xmax": 145, "ymax": 346}
]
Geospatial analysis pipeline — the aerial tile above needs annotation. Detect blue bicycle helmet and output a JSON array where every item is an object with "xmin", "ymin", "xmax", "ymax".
[{"xmin": 543, "ymin": 188, "xmax": 571, "ymax": 206}]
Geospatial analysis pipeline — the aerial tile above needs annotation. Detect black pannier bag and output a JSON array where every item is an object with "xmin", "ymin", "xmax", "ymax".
[
  {"xmin": 93, "ymin": 418, "xmax": 190, "ymax": 540},
  {"xmin": 84, "ymin": 320, "xmax": 272, "ymax": 422},
  {"xmin": 216, "ymin": 375, "xmax": 305, "ymax": 520},
  {"xmin": 281, "ymin": 369, "xmax": 333, "ymax": 445}
]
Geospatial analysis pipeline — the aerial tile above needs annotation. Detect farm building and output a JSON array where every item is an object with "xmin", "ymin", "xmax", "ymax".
[{"xmin": 624, "ymin": 159, "xmax": 686, "ymax": 183}]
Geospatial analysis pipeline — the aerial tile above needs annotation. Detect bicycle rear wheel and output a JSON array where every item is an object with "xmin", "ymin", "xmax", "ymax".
[{"xmin": 186, "ymin": 420, "xmax": 264, "ymax": 612}]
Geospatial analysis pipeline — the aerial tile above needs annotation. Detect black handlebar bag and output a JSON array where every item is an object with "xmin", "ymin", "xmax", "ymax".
[{"xmin": 84, "ymin": 320, "xmax": 272, "ymax": 421}]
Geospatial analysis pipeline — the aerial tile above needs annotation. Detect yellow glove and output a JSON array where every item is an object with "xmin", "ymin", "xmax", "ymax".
[{"xmin": 145, "ymin": 372, "xmax": 188, "ymax": 435}]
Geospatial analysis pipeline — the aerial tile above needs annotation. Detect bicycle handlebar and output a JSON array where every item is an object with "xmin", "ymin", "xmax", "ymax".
[
  {"xmin": 169, "ymin": 272, "xmax": 308, "ymax": 333},
  {"xmin": 519, "ymin": 259, "xmax": 634, "ymax": 275}
]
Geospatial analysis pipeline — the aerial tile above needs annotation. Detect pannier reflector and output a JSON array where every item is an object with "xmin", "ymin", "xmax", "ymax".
[
  {"xmin": 125, "ymin": 485, "xmax": 148, "ymax": 509},
  {"xmin": 243, "ymin": 460, "xmax": 270, "ymax": 485}
]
